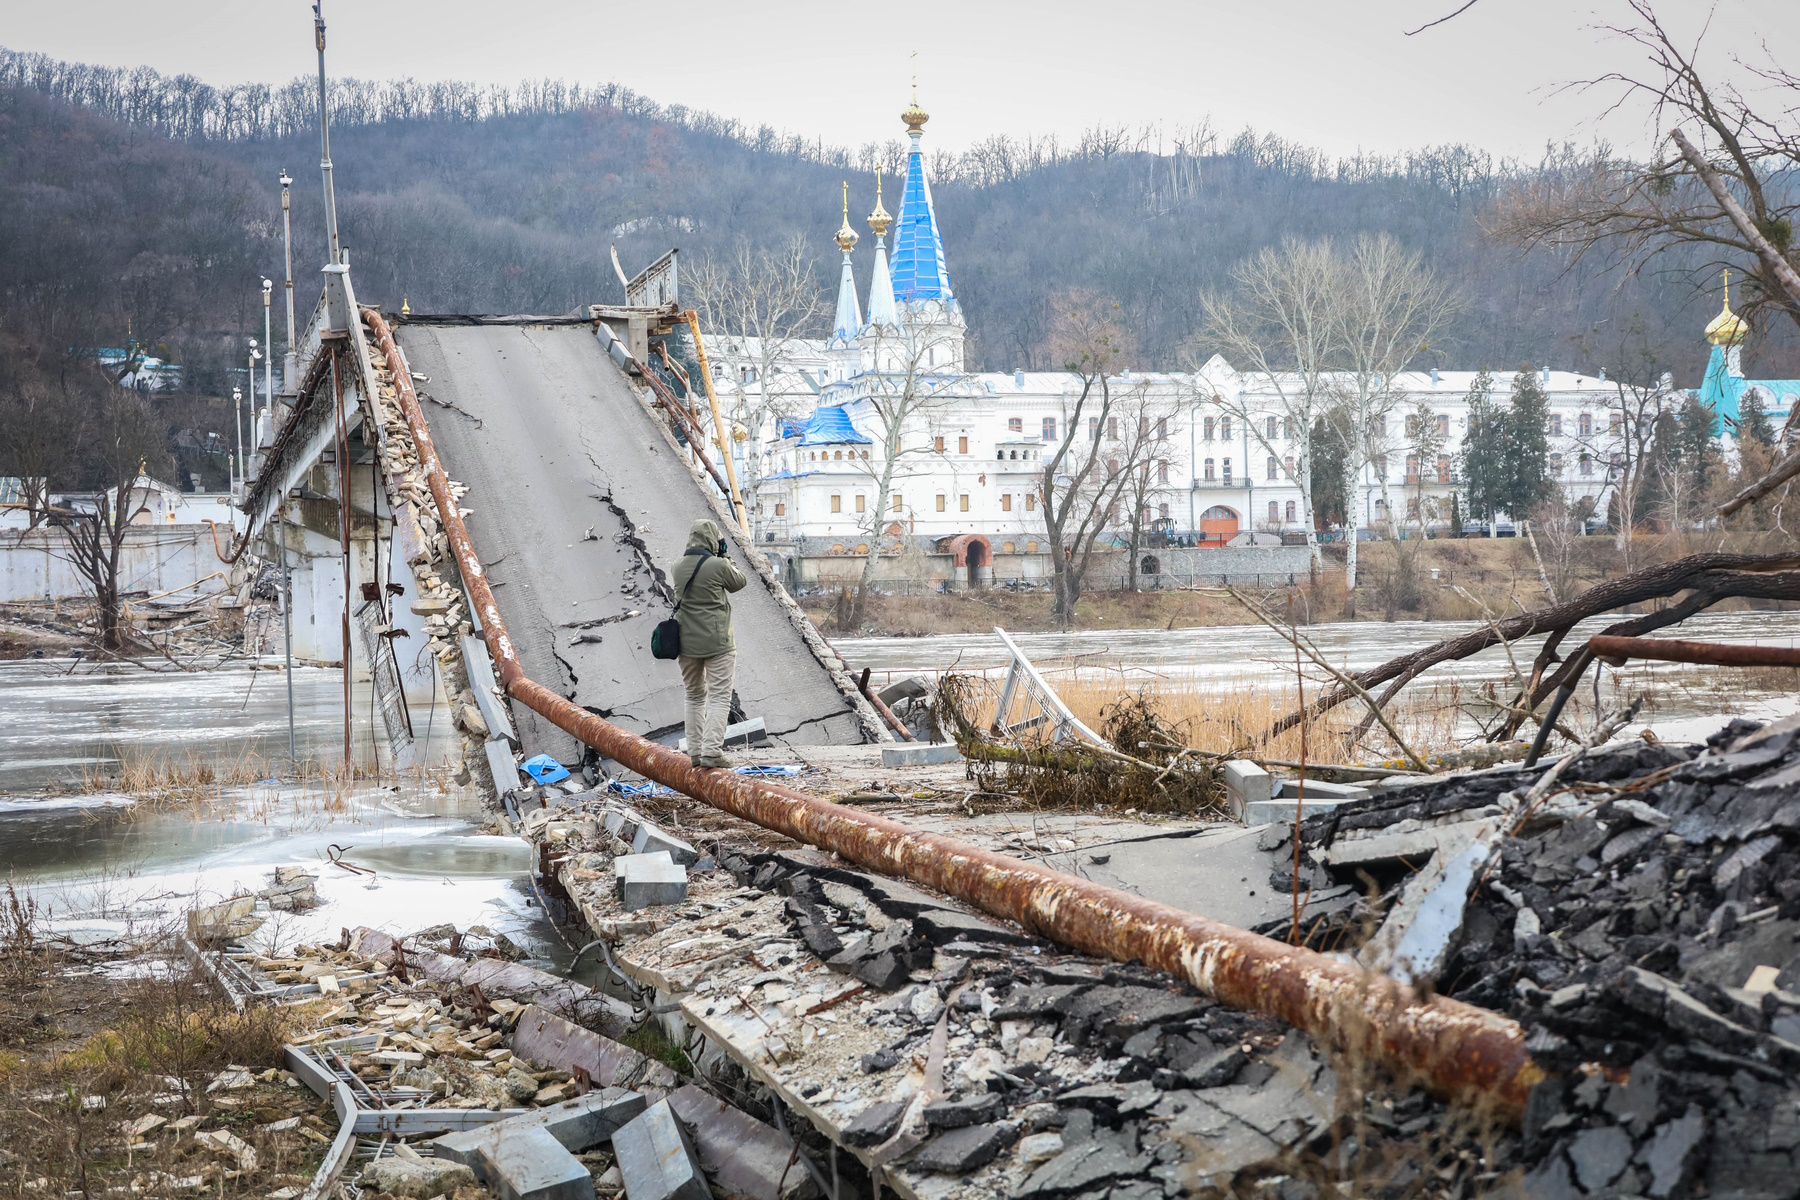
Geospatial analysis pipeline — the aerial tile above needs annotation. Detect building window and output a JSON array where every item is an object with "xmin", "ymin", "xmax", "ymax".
[
  {"xmin": 891, "ymin": 493, "xmax": 902, "ymax": 512},
  {"xmin": 1220, "ymin": 416, "xmax": 1232, "ymax": 440},
  {"xmin": 1373, "ymin": 415, "xmax": 1386, "ymax": 439},
  {"xmin": 855, "ymin": 494, "xmax": 866, "ymax": 513},
  {"xmin": 1003, "ymin": 541, "xmax": 1016, "ymax": 553},
  {"xmin": 959, "ymin": 494, "xmax": 970, "ymax": 512},
  {"xmin": 1222, "ymin": 458, "xmax": 1233, "ymax": 485},
  {"xmin": 1375, "ymin": 498, "xmax": 1386, "ymax": 516},
  {"xmin": 1550, "ymin": 452, "xmax": 1564, "ymax": 475},
  {"xmin": 1578, "ymin": 412, "xmax": 1593, "ymax": 437},
  {"xmin": 1436, "ymin": 414, "xmax": 1450, "ymax": 436},
  {"xmin": 1609, "ymin": 412, "xmax": 1622, "ymax": 434},
  {"xmin": 833, "ymin": 450, "xmax": 842, "ymax": 460},
  {"xmin": 1042, "ymin": 417, "xmax": 1057, "ymax": 441},
  {"xmin": 1001, "ymin": 493, "xmax": 1012, "ymax": 512},
  {"xmin": 1285, "ymin": 501, "xmax": 1296, "ymax": 522},
  {"xmin": 1436, "ymin": 456, "xmax": 1450, "ymax": 483},
  {"xmin": 1087, "ymin": 416, "xmax": 1098, "ymax": 440},
  {"xmin": 958, "ymin": 435, "xmax": 968, "ymax": 454},
  {"xmin": 1026, "ymin": 493, "xmax": 1036, "ymax": 511},
  {"xmin": 1579, "ymin": 452, "xmax": 1593, "ymax": 476},
  {"xmin": 1157, "ymin": 463, "xmax": 1169, "ymax": 483},
  {"xmin": 1549, "ymin": 414, "xmax": 1563, "ymax": 437},
  {"xmin": 1203, "ymin": 458, "xmax": 1215, "ymax": 481},
  {"xmin": 1026, "ymin": 540, "xmax": 1039, "ymax": 552},
  {"xmin": 1203, "ymin": 416, "xmax": 1215, "ymax": 442},
  {"xmin": 1156, "ymin": 418, "xmax": 1167, "ymax": 438},
  {"xmin": 1107, "ymin": 417, "xmax": 1118, "ymax": 440},
  {"xmin": 934, "ymin": 436, "xmax": 945, "ymax": 452},
  {"xmin": 1405, "ymin": 455, "xmax": 1420, "ymax": 483},
  {"xmin": 1268, "ymin": 501, "xmax": 1279, "ymax": 523},
  {"xmin": 1008, "ymin": 417, "xmax": 1022, "ymax": 433},
  {"xmin": 855, "ymin": 543, "xmax": 869, "ymax": 554},
  {"xmin": 1408, "ymin": 497, "xmax": 1421, "ymax": 519},
  {"xmin": 830, "ymin": 494, "xmax": 841, "ymax": 513},
  {"xmin": 935, "ymin": 494, "xmax": 946, "ymax": 512},
  {"xmin": 1284, "ymin": 456, "xmax": 1295, "ymax": 478},
  {"xmin": 1267, "ymin": 456, "xmax": 1279, "ymax": 481},
  {"xmin": 775, "ymin": 502, "xmax": 786, "ymax": 516},
  {"xmin": 1266, "ymin": 416, "xmax": 1278, "ymax": 440}
]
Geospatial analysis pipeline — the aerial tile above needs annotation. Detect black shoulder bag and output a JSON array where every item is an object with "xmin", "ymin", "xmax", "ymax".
[{"xmin": 650, "ymin": 551, "xmax": 708, "ymax": 660}]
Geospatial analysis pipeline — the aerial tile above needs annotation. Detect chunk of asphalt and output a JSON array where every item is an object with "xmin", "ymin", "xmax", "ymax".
[
  {"xmin": 1641, "ymin": 1109, "xmax": 1707, "ymax": 1199},
  {"xmin": 479, "ymin": 1125, "xmax": 594, "ymax": 1200},
  {"xmin": 432, "ymin": 1087, "xmax": 648, "ymax": 1166},
  {"xmin": 911, "ymin": 1122, "xmax": 1017, "ymax": 1173},
  {"xmin": 1566, "ymin": 1125, "xmax": 1633, "ymax": 1193},
  {"xmin": 923, "ymin": 1092, "xmax": 1005, "ymax": 1129},
  {"xmin": 842, "ymin": 1099, "xmax": 910, "ymax": 1147},
  {"xmin": 612, "ymin": 1098, "xmax": 712, "ymax": 1200}
]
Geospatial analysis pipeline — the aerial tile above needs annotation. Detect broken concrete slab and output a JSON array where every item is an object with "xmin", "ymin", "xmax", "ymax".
[
  {"xmin": 912, "ymin": 1121, "xmax": 1016, "ymax": 1173},
  {"xmin": 612, "ymin": 1098, "xmax": 712, "ymax": 1200},
  {"xmin": 842, "ymin": 1098, "xmax": 910, "ymax": 1147},
  {"xmin": 1323, "ymin": 819, "xmax": 1495, "ymax": 870},
  {"xmin": 432, "ymin": 1087, "xmax": 647, "ymax": 1167},
  {"xmin": 667, "ymin": 1084, "xmax": 812, "ymax": 1200},
  {"xmin": 632, "ymin": 820, "xmax": 699, "ymax": 866},
  {"xmin": 881, "ymin": 743, "xmax": 963, "ymax": 767},
  {"xmin": 509, "ymin": 1006, "xmax": 680, "ymax": 1096},
  {"xmin": 186, "ymin": 894, "xmax": 263, "ymax": 942},
  {"xmin": 1220, "ymin": 760, "xmax": 1272, "ymax": 820},
  {"xmin": 614, "ymin": 851, "xmax": 689, "ymax": 911},
  {"xmin": 1274, "ymin": 778, "xmax": 1369, "ymax": 801},
  {"xmin": 1243, "ymin": 796, "xmax": 1357, "ymax": 826},
  {"xmin": 1357, "ymin": 828, "xmax": 1498, "ymax": 985},
  {"xmin": 480, "ymin": 1124, "xmax": 594, "ymax": 1200}
]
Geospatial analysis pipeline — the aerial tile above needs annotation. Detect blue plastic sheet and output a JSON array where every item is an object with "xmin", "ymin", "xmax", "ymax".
[{"xmin": 520, "ymin": 753, "xmax": 571, "ymax": 785}]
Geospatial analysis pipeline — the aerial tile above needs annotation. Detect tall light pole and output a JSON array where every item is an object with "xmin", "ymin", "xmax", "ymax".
[
  {"xmin": 246, "ymin": 340, "xmax": 262, "ymax": 483},
  {"xmin": 314, "ymin": 3, "xmax": 341, "ymax": 266},
  {"xmin": 280, "ymin": 171, "xmax": 296, "ymax": 393},
  {"xmin": 262, "ymin": 280, "xmax": 274, "ymax": 417},
  {"xmin": 232, "ymin": 386, "xmax": 244, "ymax": 492}
]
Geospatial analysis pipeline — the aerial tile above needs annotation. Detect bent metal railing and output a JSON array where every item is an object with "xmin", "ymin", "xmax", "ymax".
[{"xmin": 362, "ymin": 307, "xmax": 1541, "ymax": 1119}]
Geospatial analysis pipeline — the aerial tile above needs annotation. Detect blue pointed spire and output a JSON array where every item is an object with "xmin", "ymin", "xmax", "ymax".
[
  {"xmin": 866, "ymin": 165, "xmax": 897, "ymax": 327},
  {"xmin": 888, "ymin": 100, "xmax": 953, "ymax": 307}
]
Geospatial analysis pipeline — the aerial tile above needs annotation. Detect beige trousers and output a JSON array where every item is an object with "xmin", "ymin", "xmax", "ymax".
[{"xmin": 678, "ymin": 650, "xmax": 736, "ymax": 760}]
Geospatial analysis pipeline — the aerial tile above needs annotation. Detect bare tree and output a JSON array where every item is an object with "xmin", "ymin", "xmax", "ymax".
[
  {"xmin": 1111, "ymin": 387, "xmax": 1183, "ymax": 593},
  {"xmin": 1201, "ymin": 239, "xmax": 1339, "ymax": 580},
  {"xmin": 1038, "ymin": 297, "xmax": 1140, "ymax": 625},
  {"xmin": 847, "ymin": 318, "xmax": 968, "ymax": 619},
  {"xmin": 0, "ymin": 384, "xmax": 77, "ymax": 530},
  {"xmin": 1332, "ymin": 233, "xmax": 1461, "ymax": 586},
  {"xmin": 51, "ymin": 390, "xmax": 166, "ymax": 652},
  {"xmin": 688, "ymin": 235, "xmax": 825, "ymax": 531},
  {"xmin": 1495, "ymin": 1, "xmax": 1800, "ymax": 336}
]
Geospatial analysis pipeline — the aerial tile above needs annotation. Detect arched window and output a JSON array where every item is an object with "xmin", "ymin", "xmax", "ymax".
[
  {"xmin": 1157, "ymin": 463, "xmax": 1170, "ymax": 483},
  {"xmin": 1203, "ymin": 416, "xmax": 1215, "ymax": 441},
  {"xmin": 1203, "ymin": 458, "xmax": 1216, "ymax": 481},
  {"xmin": 1140, "ymin": 555, "xmax": 1160, "ymax": 575},
  {"xmin": 1285, "ymin": 501, "xmax": 1296, "ymax": 522},
  {"xmin": 1219, "ymin": 416, "xmax": 1232, "ymax": 439},
  {"xmin": 1268, "ymin": 501, "xmax": 1279, "ymax": 523},
  {"xmin": 1267, "ymin": 456, "xmax": 1278, "ymax": 481}
]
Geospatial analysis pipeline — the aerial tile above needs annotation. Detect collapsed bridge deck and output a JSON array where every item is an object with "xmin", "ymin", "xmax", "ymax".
[{"xmin": 394, "ymin": 318, "xmax": 869, "ymax": 763}]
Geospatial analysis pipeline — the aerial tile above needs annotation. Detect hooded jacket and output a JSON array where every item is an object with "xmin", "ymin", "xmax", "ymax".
[{"xmin": 670, "ymin": 518, "xmax": 747, "ymax": 658}]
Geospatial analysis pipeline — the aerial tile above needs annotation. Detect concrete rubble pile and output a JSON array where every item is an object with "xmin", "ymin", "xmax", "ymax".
[{"xmin": 1267, "ymin": 713, "xmax": 1800, "ymax": 1199}]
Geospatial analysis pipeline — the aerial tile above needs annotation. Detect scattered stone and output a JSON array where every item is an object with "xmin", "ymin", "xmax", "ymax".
[
  {"xmin": 843, "ymin": 1099, "xmax": 910, "ymax": 1147},
  {"xmin": 912, "ymin": 1121, "xmax": 1016, "ymax": 1173},
  {"xmin": 361, "ymin": 1157, "xmax": 476, "ymax": 1199},
  {"xmin": 924, "ymin": 1092, "xmax": 1005, "ymax": 1129},
  {"xmin": 612, "ymin": 1099, "xmax": 712, "ymax": 1200}
]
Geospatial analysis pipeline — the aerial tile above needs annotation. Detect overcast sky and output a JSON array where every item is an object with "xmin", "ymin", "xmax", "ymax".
[{"xmin": 6, "ymin": 1, "xmax": 1796, "ymax": 160}]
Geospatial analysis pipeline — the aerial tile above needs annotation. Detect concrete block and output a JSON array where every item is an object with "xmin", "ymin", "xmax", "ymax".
[
  {"xmin": 632, "ymin": 820, "xmax": 698, "ymax": 866},
  {"xmin": 612, "ymin": 1098, "xmax": 712, "ymax": 1200},
  {"xmin": 511, "ymin": 1006, "xmax": 680, "ymax": 1095},
  {"xmin": 602, "ymin": 805, "xmax": 641, "ymax": 843},
  {"xmin": 1220, "ymin": 760, "xmax": 1272, "ymax": 821},
  {"xmin": 1243, "ymin": 796, "xmax": 1357, "ymax": 826},
  {"xmin": 480, "ymin": 1125, "xmax": 593, "ymax": 1200},
  {"xmin": 433, "ymin": 1088, "xmax": 648, "ymax": 1167},
  {"xmin": 1274, "ymin": 778, "xmax": 1369, "ymax": 802},
  {"xmin": 881, "ymin": 743, "xmax": 963, "ymax": 767},
  {"xmin": 614, "ymin": 852, "xmax": 688, "ymax": 911}
]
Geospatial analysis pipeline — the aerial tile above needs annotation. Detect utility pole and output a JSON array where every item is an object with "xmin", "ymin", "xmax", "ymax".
[
  {"xmin": 232, "ymin": 386, "xmax": 244, "ymax": 493},
  {"xmin": 280, "ymin": 171, "xmax": 296, "ymax": 393},
  {"xmin": 262, "ymin": 281, "xmax": 274, "ymax": 418},
  {"xmin": 314, "ymin": 2, "xmax": 342, "ymax": 266}
]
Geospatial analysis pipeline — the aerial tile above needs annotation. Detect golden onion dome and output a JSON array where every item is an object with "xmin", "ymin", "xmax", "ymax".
[
  {"xmin": 834, "ymin": 181, "xmax": 858, "ymax": 253},
  {"xmin": 901, "ymin": 99, "xmax": 929, "ymax": 132},
  {"xmin": 867, "ymin": 165, "xmax": 893, "ymax": 238},
  {"xmin": 1706, "ymin": 269, "xmax": 1749, "ymax": 346}
]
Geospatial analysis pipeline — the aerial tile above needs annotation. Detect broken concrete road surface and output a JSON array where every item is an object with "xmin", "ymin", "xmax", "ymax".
[{"xmin": 393, "ymin": 321, "xmax": 866, "ymax": 762}]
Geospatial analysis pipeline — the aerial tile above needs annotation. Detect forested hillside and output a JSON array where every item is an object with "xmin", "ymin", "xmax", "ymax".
[{"xmin": 3, "ymin": 47, "xmax": 1793, "ymax": 409}]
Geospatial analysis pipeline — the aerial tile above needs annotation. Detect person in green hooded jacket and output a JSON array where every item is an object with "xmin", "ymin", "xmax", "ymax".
[{"xmin": 670, "ymin": 518, "xmax": 747, "ymax": 767}]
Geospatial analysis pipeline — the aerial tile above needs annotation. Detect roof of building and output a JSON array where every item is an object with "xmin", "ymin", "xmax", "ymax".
[
  {"xmin": 1697, "ymin": 343, "xmax": 1800, "ymax": 424},
  {"xmin": 781, "ymin": 405, "xmax": 870, "ymax": 445},
  {"xmin": 888, "ymin": 128, "xmax": 953, "ymax": 306}
]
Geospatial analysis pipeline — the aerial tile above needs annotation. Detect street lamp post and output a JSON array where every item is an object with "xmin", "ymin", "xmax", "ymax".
[
  {"xmin": 280, "ymin": 172, "xmax": 296, "ymax": 393},
  {"xmin": 232, "ymin": 386, "xmax": 244, "ymax": 493},
  {"xmin": 262, "ymin": 281, "xmax": 274, "ymax": 419}
]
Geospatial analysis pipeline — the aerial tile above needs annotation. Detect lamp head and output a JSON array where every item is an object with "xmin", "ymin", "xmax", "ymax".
[{"xmin": 279, "ymin": 171, "xmax": 292, "ymax": 188}]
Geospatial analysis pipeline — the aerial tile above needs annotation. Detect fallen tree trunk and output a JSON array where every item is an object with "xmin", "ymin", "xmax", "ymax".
[{"xmin": 1267, "ymin": 552, "xmax": 1800, "ymax": 739}]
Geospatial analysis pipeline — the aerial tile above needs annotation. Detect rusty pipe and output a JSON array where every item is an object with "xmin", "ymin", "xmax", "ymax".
[
  {"xmin": 1587, "ymin": 634, "xmax": 1800, "ymax": 669},
  {"xmin": 363, "ymin": 309, "xmax": 1540, "ymax": 1118}
]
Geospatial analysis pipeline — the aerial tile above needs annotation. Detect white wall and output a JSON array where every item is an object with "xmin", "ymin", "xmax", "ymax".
[{"xmin": 0, "ymin": 524, "xmax": 234, "ymax": 604}]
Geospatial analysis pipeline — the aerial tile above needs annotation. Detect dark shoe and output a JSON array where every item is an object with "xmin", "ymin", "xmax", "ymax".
[{"xmin": 696, "ymin": 754, "xmax": 734, "ymax": 769}]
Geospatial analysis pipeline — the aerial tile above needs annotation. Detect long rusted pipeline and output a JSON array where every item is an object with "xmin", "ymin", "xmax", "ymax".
[
  {"xmin": 363, "ymin": 309, "xmax": 1542, "ymax": 1118},
  {"xmin": 1589, "ymin": 634, "xmax": 1800, "ymax": 669}
]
